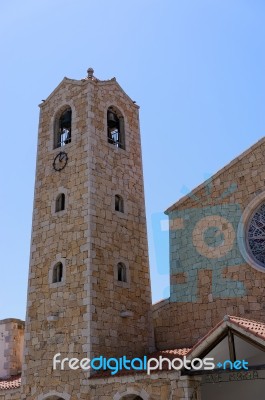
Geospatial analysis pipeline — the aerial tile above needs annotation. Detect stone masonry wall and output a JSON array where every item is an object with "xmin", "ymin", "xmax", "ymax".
[
  {"xmin": 89, "ymin": 80, "xmax": 154, "ymax": 359},
  {"xmin": 21, "ymin": 77, "xmax": 92, "ymax": 399},
  {"xmin": 0, "ymin": 319, "xmax": 24, "ymax": 379},
  {"xmin": 88, "ymin": 372, "xmax": 201, "ymax": 400},
  {"xmin": 0, "ymin": 389, "xmax": 20, "ymax": 400}
]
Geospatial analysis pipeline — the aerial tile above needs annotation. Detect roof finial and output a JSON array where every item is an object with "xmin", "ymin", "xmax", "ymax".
[{"xmin": 87, "ymin": 67, "xmax": 94, "ymax": 79}]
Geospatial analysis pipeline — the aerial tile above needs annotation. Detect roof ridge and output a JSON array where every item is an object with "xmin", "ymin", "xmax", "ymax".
[{"xmin": 228, "ymin": 315, "xmax": 265, "ymax": 326}]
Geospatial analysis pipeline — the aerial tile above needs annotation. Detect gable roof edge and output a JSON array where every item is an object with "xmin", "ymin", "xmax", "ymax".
[
  {"xmin": 97, "ymin": 78, "xmax": 139, "ymax": 109},
  {"xmin": 187, "ymin": 315, "xmax": 265, "ymax": 360},
  {"xmin": 165, "ymin": 136, "xmax": 265, "ymax": 214},
  {"xmin": 39, "ymin": 77, "xmax": 84, "ymax": 107}
]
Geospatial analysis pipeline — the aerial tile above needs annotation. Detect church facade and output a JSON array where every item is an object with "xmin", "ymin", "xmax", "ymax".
[{"xmin": 0, "ymin": 69, "xmax": 265, "ymax": 399}]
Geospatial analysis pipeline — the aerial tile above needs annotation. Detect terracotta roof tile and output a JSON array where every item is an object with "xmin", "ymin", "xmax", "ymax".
[
  {"xmin": 188, "ymin": 315, "xmax": 265, "ymax": 357},
  {"xmin": 228, "ymin": 315, "xmax": 265, "ymax": 340},
  {"xmin": 0, "ymin": 375, "xmax": 21, "ymax": 390},
  {"xmin": 153, "ymin": 348, "xmax": 191, "ymax": 358}
]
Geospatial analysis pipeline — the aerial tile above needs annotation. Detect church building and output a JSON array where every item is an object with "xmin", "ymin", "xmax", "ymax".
[{"xmin": 0, "ymin": 69, "xmax": 264, "ymax": 400}]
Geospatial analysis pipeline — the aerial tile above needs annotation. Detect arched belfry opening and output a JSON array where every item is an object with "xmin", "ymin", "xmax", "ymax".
[
  {"xmin": 54, "ymin": 106, "xmax": 72, "ymax": 148},
  {"xmin": 107, "ymin": 106, "xmax": 125, "ymax": 149}
]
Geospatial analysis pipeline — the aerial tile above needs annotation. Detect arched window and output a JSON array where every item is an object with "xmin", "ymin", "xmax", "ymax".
[
  {"xmin": 121, "ymin": 397, "xmax": 143, "ymax": 400},
  {"xmin": 107, "ymin": 106, "xmax": 125, "ymax": 149},
  {"xmin": 115, "ymin": 195, "xmax": 124, "ymax": 213},
  {"xmin": 55, "ymin": 193, "xmax": 65, "ymax": 212},
  {"xmin": 117, "ymin": 262, "xmax": 127, "ymax": 282},
  {"xmin": 52, "ymin": 262, "xmax": 63, "ymax": 283},
  {"xmin": 54, "ymin": 107, "xmax": 72, "ymax": 148},
  {"xmin": 43, "ymin": 397, "xmax": 65, "ymax": 400},
  {"xmin": 40, "ymin": 394, "xmax": 68, "ymax": 400}
]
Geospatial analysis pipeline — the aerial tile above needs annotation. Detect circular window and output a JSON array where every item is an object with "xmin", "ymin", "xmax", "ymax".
[
  {"xmin": 246, "ymin": 203, "xmax": 265, "ymax": 268},
  {"xmin": 237, "ymin": 193, "xmax": 265, "ymax": 273}
]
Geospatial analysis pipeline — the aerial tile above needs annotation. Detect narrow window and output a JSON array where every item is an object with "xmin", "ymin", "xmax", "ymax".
[
  {"xmin": 55, "ymin": 193, "xmax": 65, "ymax": 212},
  {"xmin": 107, "ymin": 107, "xmax": 125, "ymax": 149},
  {"xmin": 115, "ymin": 195, "xmax": 124, "ymax": 213},
  {"xmin": 54, "ymin": 107, "xmax": 72, "ymax": 148},
  {"xmin": 52, "ymin": 262, "xmax": 63, "ymax": 283},
  {"xmin": 117, "ymin": 262, "xmax": 127, "ymax": 282}
]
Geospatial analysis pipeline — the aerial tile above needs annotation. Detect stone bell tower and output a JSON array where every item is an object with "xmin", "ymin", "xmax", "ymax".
[{"xmin": 21, "ymin": 68, "xmax": 154, "ymax": 399}]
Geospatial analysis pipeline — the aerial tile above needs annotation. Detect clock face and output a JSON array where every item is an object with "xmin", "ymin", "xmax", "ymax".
[
  {"xmin": 247, "ymin": 203, "xmax": 265, "ymax": 268},
  {"xmin": 53, "ymin": 151, "xmax": 68, "ymax": 171}
]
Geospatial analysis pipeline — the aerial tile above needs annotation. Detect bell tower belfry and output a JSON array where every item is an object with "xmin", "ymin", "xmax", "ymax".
[{"xmin": 21, "ymin": 69, "xmax": 154, "ymax": 399}]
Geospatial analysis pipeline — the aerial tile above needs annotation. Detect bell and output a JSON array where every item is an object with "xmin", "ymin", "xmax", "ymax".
[
  {"xmin": 60, "ymin": 110, "xmax": 72, "ymax": 128},
  {"xmin": 107, "ymin": 111, "xmax": 118, "ymax": 128}
]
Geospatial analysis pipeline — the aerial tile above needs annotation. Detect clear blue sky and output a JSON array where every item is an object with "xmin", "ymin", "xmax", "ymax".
[{"xmin": 1, "ymin": 0, "xmax": 265, "ymax": 320}]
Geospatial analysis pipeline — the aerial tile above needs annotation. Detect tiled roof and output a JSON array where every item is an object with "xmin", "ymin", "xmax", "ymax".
[
  {"xmin": 0, "ymin": 375, "xmax": 21, "ymax": 390},
  {"xmin": 228, "ymin": 315, "xmax": 265, "ymax": 340},
  {"xmin": 154, "ymin": 348, "xmax": 191, "ymax": 359},
  {"xmin": 187, "ymin": 315, "xmax": 265, "ymax": 358}
]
